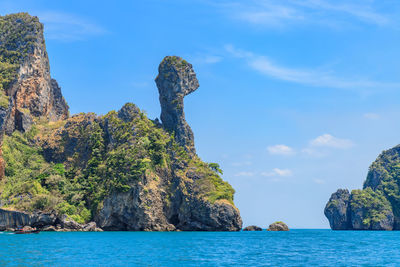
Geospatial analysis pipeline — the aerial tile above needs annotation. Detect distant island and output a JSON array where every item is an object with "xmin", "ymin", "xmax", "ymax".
[
  {"xmin": 0, "ymin": 13, "xmax": 242, "ymax": 231},
  {"xmin": 325, "ymin": 146, "xmax": 400, "ymax": 230}
]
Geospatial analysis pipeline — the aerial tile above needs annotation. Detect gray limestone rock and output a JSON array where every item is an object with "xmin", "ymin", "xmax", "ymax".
[
  {"xmin": 324, "ymin": 189, "xmax": 352, "ymax": 230},
  {"xmin": 243, "ymin": 225, "xmax": 263, "ymax": 231},
  {"xmin": 268, "ymin": 221, "xmax": 289, "ymax": 231},
  {"xmin": 155, "ymin": 56, "xmax": 199, "ymax": 154}
]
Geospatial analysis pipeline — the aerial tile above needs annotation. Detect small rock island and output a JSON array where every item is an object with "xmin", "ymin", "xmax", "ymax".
[
  {"xmin": 243, "ymin": 225, "xmax": 263, "ymax": 231},
  {"xmin": 268, "ymin": 221, "xmax": 289, "ymax": 231},
  {"xmin": 0, "ymin": 13, "xmax": 242, "ymax": 231}
]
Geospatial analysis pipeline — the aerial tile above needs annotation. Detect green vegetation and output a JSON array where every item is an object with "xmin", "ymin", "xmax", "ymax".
[
  {"xmin": 208, "ymin": 163, "xmax": 223, "ymax": 175},
  {"xmin": 350, "ymin": 188, "xmax": 392, "ymax": 228},
  {"xmin": 0, "ymin": 104, "xmax": 235, "ymax": 222},
  {"xmin": 0, "ymin": 130, "xmax": 90, "ymax": 223},
  {"xmin": 163, "ymin": 56, "xmax": 189, "ymax": 70},
  {"xmin": 363, "ymin": 147, "xmax": 400, "ymax": 220}
]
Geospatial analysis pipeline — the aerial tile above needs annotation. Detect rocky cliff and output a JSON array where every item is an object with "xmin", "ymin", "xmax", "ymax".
[
  {"xmin": 0, "ymin": 13, "xmax": 68, "ymax": 134},
  {"xmin": 325, "ymin": 146, "xmax": 400, "ymax": 230},
  {"xmin": 0, "ymin": 13, "xmax": 242, "ymax": 231}
]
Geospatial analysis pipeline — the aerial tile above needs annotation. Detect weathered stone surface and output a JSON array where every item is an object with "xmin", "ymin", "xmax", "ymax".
[
  {"xmin": 0, "ymin": 14, "xmax": 69, "ymax": 135},
  {"xmin": 324, "ymin": 189, "xmax": 352, "ymax": 230},
  {"xmin": 243, "ymin": 225, "xmax": 262, "ymax": 231},
  {"xmin": 155, "ymin": 56, "xmax": 199, "ymax": 154},
  {"xmin": 32, "ymin": 212, "xmax": 57, "ymax": 228},
  {"xmin": 0, "ymin": 208, "xmax": 101, "ymax": 231},
  {"xmin": 82, "ymin": 222, "xmax": 102, "ymax": 232},
  {"xmin": 174, "ymin": 198, "xmax": 242, "ymax": 231},
  {"xmin": 14, "ymin": 108, "xmax": 33, "ymax": 132},
  {"xmin": 0, "ymin": 209, "xmax": 32, "ymax": 230},
  {"xmin": 59, "ymin": 215, "xmax": 83, "ymax": 230},
  {"xmin": 268, "ymin": 221, "xmax": 289, "ymax": 231},
  {"xmin": 95, "ymin": 171, "xmax": 242, "ymax": 231},
  {"xmin": 95, "ymin": 174, "xmax": 176, "ymax": 231},
  {"xmin": 42, "ymin": 225, "xmax": 57, "ymax": 231}
]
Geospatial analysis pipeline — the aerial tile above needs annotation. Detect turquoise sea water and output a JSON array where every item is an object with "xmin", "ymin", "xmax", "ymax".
[{"xmin": 0, "ymin": 229, "xmax": 399, "ymax": 266}]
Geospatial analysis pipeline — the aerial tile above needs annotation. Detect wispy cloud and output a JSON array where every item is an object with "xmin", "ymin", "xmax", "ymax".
[
  {"xmin": 234, "ymin": 168, "xmax": 293, "ymax": 180},
  {"xmin": 216, "ymin": 0, "xmax": 391, "ymax": 29},
  {"xmin": 296, "ymin": 0, "xmax": 390, "ymax": 26},
  {"xmin": 261, "ymin": 168, "xmax": 293, "ymax": 177},
  {"xmin": 231, "ymin": 161, "xmax": 253, "ymax": 167},
  {"xmin": 235, "ymin": 2, "xmax": 304, "ymax": 27},
  {"xmin": 225, "ymin": 44, "xmax": 399, "ymax": 90},
  {"xmin": 37, "ymin": 11, "xmax": 106, "ymax": 41},
  {"xmin": 313, "ymin": 178, "xmax": 325, "ymax": 184},
  {"xmin": 234, "ymin": 171, "xmax": 255, "ymax": 177},
  {"xmin": 261, "ymin": 168, "xmax": 293, "ymax": 182},
  {"xmin": 310, "ymin": 134, "xmax": 354, "ymax": 149},
  {"xmin": 364, "ymin": 112, "xmax": 380, "ymax": 120},
  {"xmin": 267, "ymin": 144, "xmax": 295, "ymax": 156}
]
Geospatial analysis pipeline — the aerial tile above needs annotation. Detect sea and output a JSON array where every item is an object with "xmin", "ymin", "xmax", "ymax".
[{"xmin": 0, "ymin": 229, "xmax": 399, "ymax": 266}]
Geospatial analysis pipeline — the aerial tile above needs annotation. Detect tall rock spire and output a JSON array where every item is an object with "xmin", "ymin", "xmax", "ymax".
[
  {"xmin": 155, "ymin": 56, "xmax": 199, "ymax": 154},
  {"xmin": 0, "ymin": 13, "xmax": 69, "ymax": 134}
]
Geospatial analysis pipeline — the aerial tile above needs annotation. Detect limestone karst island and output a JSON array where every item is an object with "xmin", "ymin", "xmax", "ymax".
[
  {"xmin": 2, "ymin": 0, "xmax": 400, "ymax": 265},
  {"xmin": 0, "ymin": 13, "xmax": 242, "ymax": 232},
  {"xmin": 325, "ymin": 146, "xmax": 400, "ymax": 231}
]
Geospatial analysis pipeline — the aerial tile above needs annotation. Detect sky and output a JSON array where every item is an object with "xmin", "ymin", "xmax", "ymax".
[{"xmin": 2, "ymin": 0, "xmax": 400, "ymax": 228}]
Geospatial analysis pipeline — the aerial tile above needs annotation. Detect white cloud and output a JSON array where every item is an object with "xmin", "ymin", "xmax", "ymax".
[
  {"xmin": 261, "ymin": 168, "xmax": 293, "ymax": 177},
  {"xmin": 231, "ymin": 161, "xmax": 252, "ymax": 167},
  {"xmin": 310, "ymin": 134, "xmax": 354, "ymax": 149},
  {"xmin": 364, "ymin": 113, "xmax": 380, "ymax": 120},
  {"xmin": 261, "ymin": 168, "xmax": 293, "ymax": 182},
  {"xmin": 313, "ymin": 178, "xmax": 325, "ymax": 184},
  {"xmin": 296, "ymin": 0, "xmax": 389, "ymax": 26},
  {"xmin": 225, "ymin": 44, "xmax": 399, "ymax": 90},
  {"xmin": 235, "ymin": 3, "xmax": 304, "ymax": 27},
  {"xmin": 38, "ymin": 11, "xmax": 106, "ymax": 41},
  {"xmin": 267, "ymin": 144, "xmax": 295, "ymax": 156},
  {"xmin": 234, "ymin": 171, "xmax": 255, "ymax": 177}
]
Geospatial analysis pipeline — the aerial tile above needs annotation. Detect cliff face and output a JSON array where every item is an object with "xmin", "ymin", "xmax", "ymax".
[
  {"xmin": 0, "ymin": 13, "xmax": 69, "ymax": 135},
  {"xmin": 325, "ymin": 146, "xmax": 400, "ymax": 230},
  {"xmin": 0, "ymin": 13, "xmax": 242, "ymax": 231}
]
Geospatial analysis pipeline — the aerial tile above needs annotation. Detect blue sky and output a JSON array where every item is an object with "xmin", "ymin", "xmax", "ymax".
[{"xmin": 2, "ymin": 0, "xmax": 400, "ymax": 228}]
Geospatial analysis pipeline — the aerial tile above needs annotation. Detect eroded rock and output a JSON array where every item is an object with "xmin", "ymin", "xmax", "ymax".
[
  {"xmin": 268, "ymin": 221, "xmax": 289, "ymax": 231},
  {"xmin": 324, "ymin": 189, "xmax": 352, "ymax": 230},
  {"xmin": 155, "ymin": 56, "xmax": 199, "ymax": 154},
  {"xmin": 243, "ymin": 225, "xmax": 262, "ymax": 231}
]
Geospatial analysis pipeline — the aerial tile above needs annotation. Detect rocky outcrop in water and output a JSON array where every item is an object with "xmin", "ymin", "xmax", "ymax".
[
  {"xmin": 324, "ymin": 189, "xmax": 352, "ymax": 230},
  {"xmin": 0, "ymin": 208, "xmax": 101, "ymax": 231},
  {"xmin": 243, "ymin": 225, "xmax": 262, "ymax": 231},
  {"xmin": 325, "ymin": 145, "xmax": 400, "ymax": 230},
  {"xmin": 268, "ymin": 221, "xmax": 289, "ymax": 231},
  {"xmin": 155, "ymin": 56, "xmax": 199, "ymax": 154}
]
